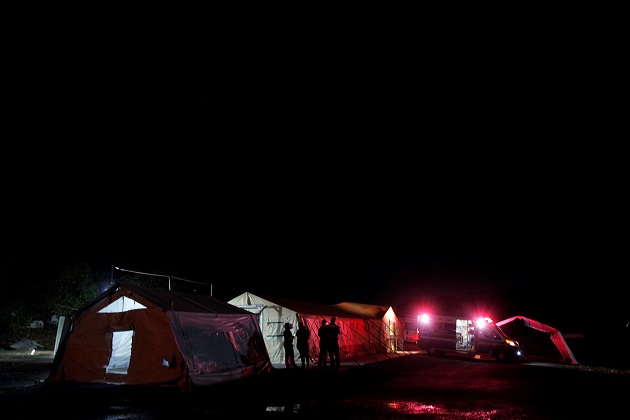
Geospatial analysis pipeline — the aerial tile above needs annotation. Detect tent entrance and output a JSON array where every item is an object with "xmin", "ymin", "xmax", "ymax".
[{"xmin": 105, "ymin": 330, "xmax": 134, "ymax": 374}]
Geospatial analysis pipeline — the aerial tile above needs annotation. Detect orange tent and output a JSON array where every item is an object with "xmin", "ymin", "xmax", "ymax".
[{"xmin": 48, "ymin": 283, "xmax": 272, "ymax": 392}]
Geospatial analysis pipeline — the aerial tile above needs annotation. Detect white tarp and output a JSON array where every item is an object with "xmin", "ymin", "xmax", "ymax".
[{"xmin": 228, "ymin": 292, "xmax": 404, "ymax": 365}]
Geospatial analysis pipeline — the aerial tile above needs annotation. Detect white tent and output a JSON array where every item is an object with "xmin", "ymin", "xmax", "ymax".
[{"xmin": 228, "ymin": 292, "xmax": 405, "ymax": 366}]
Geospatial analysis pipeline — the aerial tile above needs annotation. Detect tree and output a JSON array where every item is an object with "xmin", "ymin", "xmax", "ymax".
[
  {"xmin": 47, "ymin": 262, "xmax": 99, "ymax": 317},
  {"xmin": 0, "ymin": 261, "xmax": 97, "ymax": 333}
]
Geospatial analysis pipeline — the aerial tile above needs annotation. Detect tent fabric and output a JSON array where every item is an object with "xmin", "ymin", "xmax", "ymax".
[
  {"xmin": 496, "ymin": 315, "xmax": 579, "ymax": 365},
  {"xmin": 48, "ymin": 284, "xmax": 272, "ymax": 391},
  {"xmin": 331, "ymin": 302, "xmax": 390, "ymax": 319},
  {"xmin": 331, "ymin": 302, "xmax": 404, "ymax": 352},
  {"xmin": 227, "ymin": 292, "xmax": 405, "ymax": 365}
]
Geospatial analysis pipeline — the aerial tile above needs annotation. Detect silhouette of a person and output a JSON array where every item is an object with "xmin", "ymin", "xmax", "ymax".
[
  {"xmin": 295, "ymin": 322, "xmax": 311, "ymax": 368},
  {"xmin": 318, "ymin": 319, "xmax": 328, "ymax": 368},
  {"xmin": 326, "ymin": 317, "xmax": 341, "ymax": 370},
  {"xmin": 283, "ymin": 322, "xmax": 296, "ymax": 368}
]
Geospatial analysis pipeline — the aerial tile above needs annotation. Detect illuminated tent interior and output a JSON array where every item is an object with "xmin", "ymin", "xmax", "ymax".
[{"xmin": 331, "ymin": 301, "xmax": 404, "ymax": 349}]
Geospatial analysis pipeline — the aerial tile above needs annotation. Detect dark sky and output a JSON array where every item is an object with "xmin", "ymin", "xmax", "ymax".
[
  {"xmin": 3, "ymin": 27, "xmax": 627, "ymax": 333},
  {"xmin": 5, "ymin": 158, "xmax": 626, "ymax": 333}
]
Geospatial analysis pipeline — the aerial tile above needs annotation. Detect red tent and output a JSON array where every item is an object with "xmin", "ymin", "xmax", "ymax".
[{"xmin": 497, "ymin": 315, "xmax": 579, "ymax": 365}]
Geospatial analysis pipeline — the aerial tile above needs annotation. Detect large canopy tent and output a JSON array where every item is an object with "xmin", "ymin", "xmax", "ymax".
[
  {"xmin": 497, "ymin": 315, "xmax": 579, "ymax": 365},
  {"xmin": 48, "ymin": 283, "xmax": 272, "ymax": 392},
  {"xmin": 331, "ymin": 301, "xmax": 404, "ymax": 351},
  {"xmin": 228, "ymin": 292, "xmax": 405, "ymax": 366}
]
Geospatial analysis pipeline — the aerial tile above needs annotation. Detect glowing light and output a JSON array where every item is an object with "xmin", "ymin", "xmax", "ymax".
[
  {"xmin": 476, "ymin": 317, "xmax": 494, "ymax": 328},
  {"xmin": 385, "ymin": 307, "xmax": 396, "ymax": 323}
]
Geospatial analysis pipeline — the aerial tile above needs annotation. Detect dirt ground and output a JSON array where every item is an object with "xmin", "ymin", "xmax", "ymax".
[
  {"xmin": 1, "ymin": 327, "xmax": 628, "ymax": 418},
  {"xmin": 0, "ymin": 354, "xmax": 53, "ymax": 390},
  {"xmin": 1, "ymin": 354, "xmax": 628, "ymax": 418}
]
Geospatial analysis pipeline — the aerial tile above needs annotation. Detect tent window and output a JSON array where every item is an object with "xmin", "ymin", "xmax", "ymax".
[
  {"xmin": 105, "ymin": 330, "xmax": 134, "ymax": 374},
  {"xmin": 98, "ymin": 296, "xmax": 146, "ymax": 313}
]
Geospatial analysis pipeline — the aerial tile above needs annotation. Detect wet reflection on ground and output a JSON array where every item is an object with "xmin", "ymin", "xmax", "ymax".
[
  {"xmin": 263, "ymin": 400, "xmax": 499, "ymax": 418},
  {"xmin": 1, "ymin": 353, "xmax": 627, "ymax": 418}
]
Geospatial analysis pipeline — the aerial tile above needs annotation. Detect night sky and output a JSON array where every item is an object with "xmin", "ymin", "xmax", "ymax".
[
  {"xmin": 3, "ymin": 27, "xmax": 627, "ymax": 337},
  {"xmin": 5, "ymin": 159, "xmax": 626, "ymax": 335}
]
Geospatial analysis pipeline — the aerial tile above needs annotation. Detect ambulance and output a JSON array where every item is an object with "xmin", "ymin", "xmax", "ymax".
[{"xmin": 416, "ymin": 313, "xmax": 524, "ymax": 362}]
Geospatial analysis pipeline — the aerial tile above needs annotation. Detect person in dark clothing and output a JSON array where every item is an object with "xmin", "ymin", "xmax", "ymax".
[
  {"xmin": 283, "ymin": 322, "xmax": 296, "ymax": 368},
  {"xmin": 295, "ymin": 322, "xmax": 311, "ymax": 368},
  {"xmin": 326, "ymin": 317, "xmax": 341, "ymax": 370},
  {"xmin": 317, "ymin": 319, "xmax": 328, "ymax": 368}
]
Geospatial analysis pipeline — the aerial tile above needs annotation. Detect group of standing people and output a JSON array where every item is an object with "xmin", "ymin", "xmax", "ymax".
[
  {"xmin": 318, "ymin": 317, "xmax": 341, "ymax": 370},
  {"xmin": 283, "ymin": 316, "xmax": 341, "ymax": 370},
  {"xmin": 283, "ymin": 321, "xmax": 312, "ymax": 369}
]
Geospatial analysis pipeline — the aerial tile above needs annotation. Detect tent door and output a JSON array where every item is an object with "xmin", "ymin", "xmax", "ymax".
[{"xmin": 105, "ymin": 330, "xmax": 134, "ymax": 374}]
